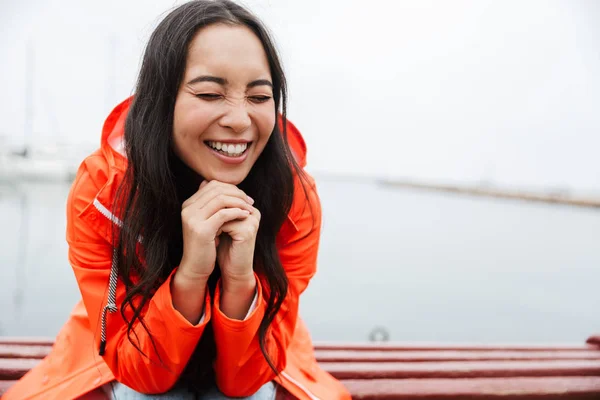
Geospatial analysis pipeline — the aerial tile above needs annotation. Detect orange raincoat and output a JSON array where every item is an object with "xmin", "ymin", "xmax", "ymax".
[{"xmin": 4, "ymin": 98, "xmax": 350, "ymax": 400}]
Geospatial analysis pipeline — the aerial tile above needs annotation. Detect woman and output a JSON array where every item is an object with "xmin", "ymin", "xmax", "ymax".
[{"xmin": 4, "ymin": 1, "xmax": 350, "ymax": 399}]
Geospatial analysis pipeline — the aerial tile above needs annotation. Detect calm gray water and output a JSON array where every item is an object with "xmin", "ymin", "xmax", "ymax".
[{"xmin": 1, "ymin": 177, "xmax": 599, "ymax": 343}]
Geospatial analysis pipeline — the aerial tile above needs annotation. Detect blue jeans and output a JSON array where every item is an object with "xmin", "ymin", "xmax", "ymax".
[{"xmin": 105, "ymin": 381, "xmax": 277, "ymax": 400}]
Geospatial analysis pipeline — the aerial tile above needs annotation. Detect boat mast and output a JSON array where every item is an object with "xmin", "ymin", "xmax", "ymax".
[{"xmin": 22, "ymin": 40, "xmax": 34, "ymax": 158}]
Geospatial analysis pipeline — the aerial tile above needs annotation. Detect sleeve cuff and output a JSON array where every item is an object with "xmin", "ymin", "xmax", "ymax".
[
  {"xmin": 153, "ymin": 267, "xmax": 212, "ymax": 334},
  {"xmin": 198, "ymin": 308, "xmax": 207, "ymax": 324},
  {"xmin": 213, "ymin": 272, "xmax": 266, "ymax": 331},
  {"xmin": 244, "ymin": 287, "xmax": 259, "ymax": 320}
]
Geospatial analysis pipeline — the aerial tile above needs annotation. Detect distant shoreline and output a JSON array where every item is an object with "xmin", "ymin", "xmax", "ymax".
[
  {"xmin": 308, "ymin": 171, "xmax": 600, "ymax": 210},
  {"xmin": 378, "ymin": 179, "xmax": 600, "ymax": 209}
]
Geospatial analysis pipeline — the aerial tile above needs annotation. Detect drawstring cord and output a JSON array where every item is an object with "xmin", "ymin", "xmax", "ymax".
[{"xmin": 99, "ymin": 247, "xmax": 119, "ymax": 355}]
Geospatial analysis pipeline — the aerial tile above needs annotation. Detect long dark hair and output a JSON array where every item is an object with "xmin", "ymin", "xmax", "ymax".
[{"xmin": 111, "ymin": 0, "xmax": 306, "ymax": 392}]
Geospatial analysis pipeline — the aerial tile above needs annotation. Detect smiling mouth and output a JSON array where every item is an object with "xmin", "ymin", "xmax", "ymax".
[{"xmin": 205, "ymin": 141, "xmax": 252, "ymax": 157}]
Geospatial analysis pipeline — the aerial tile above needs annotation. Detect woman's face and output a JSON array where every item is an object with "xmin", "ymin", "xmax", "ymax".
[{"xmin": 172, "ymin": 23, "xmax": 275, "ymax": 185}]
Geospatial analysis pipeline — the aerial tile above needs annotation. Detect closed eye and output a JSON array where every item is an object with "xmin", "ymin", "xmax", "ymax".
[
  {"xmin": 249, "ymin": 96, "xmax": 272, "ymax": 103},
  {"xmin": 196, "ymin": 93, "xmax": 222, "ymax": 100}
]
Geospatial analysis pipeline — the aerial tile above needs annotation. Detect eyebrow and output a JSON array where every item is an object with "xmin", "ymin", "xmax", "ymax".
[
  {"xmin": 187, "ymin": 75, "xmax": 273, "ymax": 89},
  {"xmin": 247, "ymin": 79, "xmax": 273, "ymax": 89}
]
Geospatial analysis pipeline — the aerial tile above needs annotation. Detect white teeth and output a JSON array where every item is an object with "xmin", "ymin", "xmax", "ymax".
[{"xmin": 207, "ymin": 141, "xmax": 249, "ymax": 156}]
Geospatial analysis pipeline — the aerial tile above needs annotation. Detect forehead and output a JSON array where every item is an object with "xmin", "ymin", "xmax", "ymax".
[{"xmin": 185, "ymin": 23, "xmax": 271, "ymax": 80}]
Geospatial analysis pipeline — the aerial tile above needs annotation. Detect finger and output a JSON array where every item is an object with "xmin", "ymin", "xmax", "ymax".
[
  {"xmin": 219, "ymin": 219, "xmax": 243, "ymax": 235},
  {"xmin": 206, "ymin": 208, "xmax": 250, "ymax": 232},
  {"xmin": 183, "ymin": 181, "xmax": 253, "ymax": 210},
  {"xmin": 182, "ymin": 180, "xmax": 216, "ymax": 209},
  {"xmin": 201, "ymin": 181, "xmax": 253, "ymax": 205},
  {"xmin": 221, "ymin": 206, "xmax": 260, "ymax": 232},
  {"xmin": 193, "ymin": 185, "xmax": 253, "ymax": 211},
  {"xmin": 219, "ymin": 217, "xmax": 258, "ymax": 242},
  {"xmin": 196, "ymin": 194, "xmax": 255, "ymax": 220},
  {"xmin": 184, "ymin": 180, "xmax": 210, "ymax": 207},
  {"xmin": 248, "ymin": 205, "xmax": 261, "ymax": 221},
  {"xmin": 240, "ymin": 205, "xmax": 261, "ymax": 226}
]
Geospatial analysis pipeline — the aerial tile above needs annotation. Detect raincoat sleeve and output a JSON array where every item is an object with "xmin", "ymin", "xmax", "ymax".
[
  {"xmin": 66, "ymin": 156, "xmax": 211, "ymax": 394},
  {"xmin": 211, "ymin": 173, "xmax": 321, "ymax": 397}
]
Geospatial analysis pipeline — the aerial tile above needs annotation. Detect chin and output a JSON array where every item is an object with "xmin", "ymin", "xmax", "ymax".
[{"xmin": 204, "ymin": 170, "xmax": 250, "ymax": 186}]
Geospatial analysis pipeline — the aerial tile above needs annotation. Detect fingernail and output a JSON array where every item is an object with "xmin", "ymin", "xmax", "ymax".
[{"xmin": 247, "ymin": 196, "xmax": 254, "ymax": 204}]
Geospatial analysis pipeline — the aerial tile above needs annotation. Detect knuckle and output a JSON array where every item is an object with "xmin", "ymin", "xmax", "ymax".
[{"xmin": 181, "ymin": 207, "xmax": 190, "ymax": 219}]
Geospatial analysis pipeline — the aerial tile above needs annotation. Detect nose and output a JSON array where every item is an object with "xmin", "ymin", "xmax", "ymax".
[{"xmin": 218, "ymin": 99, "xmax": 251, "ymax": 134}]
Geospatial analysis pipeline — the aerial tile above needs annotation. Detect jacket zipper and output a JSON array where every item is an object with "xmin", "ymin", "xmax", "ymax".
[{"xmin": 281, "ymin": 371, "xmax": 320, "ymax": 400}]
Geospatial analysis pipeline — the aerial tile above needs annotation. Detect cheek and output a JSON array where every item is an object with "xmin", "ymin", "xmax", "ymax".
[
  {"xmin": 173, "ymin": 98, "xmax": 214, "ymax": 139},
  {"xmin": 254, "ymin": 107, "xmax": 276, "ymax": 141}
]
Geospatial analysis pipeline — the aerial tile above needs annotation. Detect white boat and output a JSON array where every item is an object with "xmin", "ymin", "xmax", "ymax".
[{"xmin": 0, "ymin": 143, "xmax": 90, "ymax": 183}]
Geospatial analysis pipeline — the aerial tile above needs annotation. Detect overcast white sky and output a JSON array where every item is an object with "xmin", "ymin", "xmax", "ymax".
[{"xmin": 1, "ymin": 0, "xmax": 599, "ymax": 191}]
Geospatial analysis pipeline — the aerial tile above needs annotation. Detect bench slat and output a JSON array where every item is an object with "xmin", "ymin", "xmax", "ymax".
[
  {"xmin": 4, "ymin": 359, "xmax": 600, "ymax": 381},
  {"xmin": 0, "ymin": 358, "xmax": 40, "ymax": 380},
  {"xmin": 314, "ymin": 350, "xmax": 600, "ymax": 362},
  {"xmin": 0, "ymin": 338, "xmax": 54, "ymax": 346},
  {"xmin": 0, "ymin": 345, "xmax": 53, "ymax": 359},
  {"xmin": 342, "ymin": 377, "xmax": 600, "ymax": 399},
  {"xmin": 321, "ymin": 360, "xmax": 600, "ymax": 379},
  {"xmin": 314, "ymin": 342, "xmax": 598, "ymax": 352},
  {"xmin": 587, "ymin": 336, "xmax": 600, "ymax": 347}
]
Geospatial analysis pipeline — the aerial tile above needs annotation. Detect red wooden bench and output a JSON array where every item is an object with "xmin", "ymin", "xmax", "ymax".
[{"xmin": 2, "ymin": 335, "xmax": 600, "ymax": 399}]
